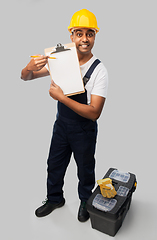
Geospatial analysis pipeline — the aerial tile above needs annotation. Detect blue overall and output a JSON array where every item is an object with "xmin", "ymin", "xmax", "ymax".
[{"xmin": 47, "ymin": 59, "xmax": 101, "ymax": 203}]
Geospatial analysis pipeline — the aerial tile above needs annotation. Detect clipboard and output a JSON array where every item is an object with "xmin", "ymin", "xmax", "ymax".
[{"xmin": 44, "ymin": 42, "xmax": 85, "ymax": 96}]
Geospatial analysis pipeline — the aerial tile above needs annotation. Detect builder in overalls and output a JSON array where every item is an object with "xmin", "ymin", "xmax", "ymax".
[{"xmin": 21, "ymin": 9, "xmax": 108, "ymax": 222}]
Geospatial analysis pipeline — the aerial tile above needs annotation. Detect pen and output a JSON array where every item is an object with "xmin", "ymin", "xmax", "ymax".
[{"xmin": 30, "ymin": 55, "xmax": 56, "ymax": 59}]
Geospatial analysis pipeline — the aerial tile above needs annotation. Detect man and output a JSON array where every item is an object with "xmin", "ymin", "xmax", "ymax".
[{"xmin": 21, "ymin": 9, "xmax": 108, "ymax": 222}]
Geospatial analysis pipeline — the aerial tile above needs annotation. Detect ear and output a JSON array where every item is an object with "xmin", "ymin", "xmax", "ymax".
[{"xmin": 70, "ymin": 34, "xmax": 74, "ymax": 42}]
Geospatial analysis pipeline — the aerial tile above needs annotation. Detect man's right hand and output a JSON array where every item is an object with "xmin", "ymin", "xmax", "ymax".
[
  {"xmin": 21, "ymin": 55, "xmax": 50, "ymax": 81},
  {"xmin": 27, "ymin": 55, "xmax": 49, "ymax": 72}
]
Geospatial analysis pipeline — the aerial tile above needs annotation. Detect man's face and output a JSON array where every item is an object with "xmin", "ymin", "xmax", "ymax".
[{"xmin": 70, "ymin": 28, "xmax": 95, "ymax": 55}]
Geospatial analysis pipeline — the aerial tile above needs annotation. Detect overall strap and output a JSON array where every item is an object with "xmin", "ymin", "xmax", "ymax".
[{"xmin": 83, "ymin": 59, "xmax": 101, "ymax": 86}]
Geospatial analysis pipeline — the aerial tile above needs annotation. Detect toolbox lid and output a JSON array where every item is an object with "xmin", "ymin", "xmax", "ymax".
[{"xmin": 87, "ymin": 168, "xmax": 137, "ymax": 218}]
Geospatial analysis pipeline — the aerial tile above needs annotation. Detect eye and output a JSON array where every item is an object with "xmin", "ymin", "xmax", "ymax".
[
  {"xmin": 87, "ymin": 32, "xmax": 95, "ymax": 38},
  {"xmin": 76, "ymin": 32, "xmax": 83, "ymax": 37}
]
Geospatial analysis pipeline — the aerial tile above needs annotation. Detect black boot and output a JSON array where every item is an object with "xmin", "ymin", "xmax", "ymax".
[
  {"xmin": 78, "ymin": 201, "xmax": 89, "ymax": 222},
  {"xmin": 35, "ymin": 198, "xmax": 65, "ymax": 217}
]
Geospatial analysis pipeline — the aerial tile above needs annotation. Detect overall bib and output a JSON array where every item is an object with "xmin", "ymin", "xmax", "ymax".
[{"xmin": 47, "ymin": 59, "xmax": 101, "ymax": 203}]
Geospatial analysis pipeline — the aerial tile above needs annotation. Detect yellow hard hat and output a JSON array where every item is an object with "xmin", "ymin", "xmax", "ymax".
[{"xmin": 68, "ymin": 9, "xmax": 100, "ymax": 33}]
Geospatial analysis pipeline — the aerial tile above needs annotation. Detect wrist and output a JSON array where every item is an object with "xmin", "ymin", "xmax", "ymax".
[
  {"xmin": 59, "ymin": 94, "xmax": 67, "ymax": 103},
  {"xmin": 26, "ymin": 63, "xmax": 33, "ymax": 72}
]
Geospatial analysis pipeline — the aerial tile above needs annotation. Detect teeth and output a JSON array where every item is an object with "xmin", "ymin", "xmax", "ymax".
[{"xmin": 81, "ymin": 45, "xmax": 88, "ymax": 48}]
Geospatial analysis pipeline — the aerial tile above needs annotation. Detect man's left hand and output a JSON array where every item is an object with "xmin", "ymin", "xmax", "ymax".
[{"xmin": 49, "ymin": 81, "xmax": 65, "ymax": 101}]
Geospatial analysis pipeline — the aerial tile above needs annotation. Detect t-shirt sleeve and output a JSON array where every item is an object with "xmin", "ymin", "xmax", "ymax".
[{"xmin": 91, "ymin": 63, "xmax": 108, "ymax": 98}]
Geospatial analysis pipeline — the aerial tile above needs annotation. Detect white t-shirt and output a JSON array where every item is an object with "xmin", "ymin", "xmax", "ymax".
[
  {"xmin": 46, "ymin": 55, "xmax": 108, "ymax": 104},
  {"xmin": 80, "ymin": 55, "xmax": 108, "ymax": 104}
]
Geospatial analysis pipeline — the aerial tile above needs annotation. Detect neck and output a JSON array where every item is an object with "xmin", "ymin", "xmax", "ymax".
[{"xmin": 78, "ymin": 52, "xmax": 93, "ymax": 66}]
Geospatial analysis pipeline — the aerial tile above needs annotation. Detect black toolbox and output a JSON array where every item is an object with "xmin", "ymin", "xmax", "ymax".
[{"xmin": 87, "ymin": 168, "xmax": 137, "ymax": 237}]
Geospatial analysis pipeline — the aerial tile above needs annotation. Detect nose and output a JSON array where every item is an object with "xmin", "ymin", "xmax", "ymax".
[{"xmin": 82, "ymin": 33, "xmax": 88, "ymax": 42}]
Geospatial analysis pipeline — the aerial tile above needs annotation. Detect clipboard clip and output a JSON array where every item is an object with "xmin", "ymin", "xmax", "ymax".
[{"xmin": 50, "ymin": 43, "xmax": 71, "ymax": 54}]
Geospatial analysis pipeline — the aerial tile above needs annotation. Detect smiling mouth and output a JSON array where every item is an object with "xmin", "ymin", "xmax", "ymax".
[{"xmin": 80, "ymin": 44, "xmax": 90, "ymax": 49}]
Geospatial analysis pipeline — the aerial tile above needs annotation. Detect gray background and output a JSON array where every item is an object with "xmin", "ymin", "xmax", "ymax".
[{"xmin": 1, "ymin": 0, "xmax": 156, "ymax": 239}]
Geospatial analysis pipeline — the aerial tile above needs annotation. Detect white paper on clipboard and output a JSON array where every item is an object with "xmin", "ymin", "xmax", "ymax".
[{"xmin": 44, "ymin": 42, "xmax": 85, "ymax": 96}]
